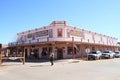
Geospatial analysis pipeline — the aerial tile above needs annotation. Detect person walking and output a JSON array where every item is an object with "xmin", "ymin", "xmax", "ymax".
[{"xmin": 50, "ymin": 51, "xmax": 54, "ymax": 66}]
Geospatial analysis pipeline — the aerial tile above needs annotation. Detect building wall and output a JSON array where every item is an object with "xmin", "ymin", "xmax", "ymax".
[{"xmin": 15, "ymin": 21, "xmax": 118, "ymax": 47}]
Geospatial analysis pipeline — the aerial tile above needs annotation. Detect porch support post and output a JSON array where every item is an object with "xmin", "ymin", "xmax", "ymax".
[
  {"xmin": 72, "ymin": 37, "xmax": 75, "ymax": 59},
  {"xmin": 23, "ymin": 51, "xmax": 25, "ymax": 65},
  {"xmin": 0, "ymin": 45, "xmax": 1, "ymax": 65}
]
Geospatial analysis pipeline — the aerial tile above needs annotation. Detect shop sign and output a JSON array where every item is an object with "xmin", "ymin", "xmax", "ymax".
[
  {"xmin": 69, "ymin": 30, "xmax": 84, "ymax": 38},
  {"xmin": 27, "ymin": 30, "xmax": 48, "ymax": 38},
  {"xmin": 85, "ymin": 48, "xmax": 90, "ymax": 54}
]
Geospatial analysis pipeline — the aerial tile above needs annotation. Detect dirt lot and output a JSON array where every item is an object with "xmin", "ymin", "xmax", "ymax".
[{"xmin": 0, "ymin": 58, "xmax": 120, "ymax": 80}]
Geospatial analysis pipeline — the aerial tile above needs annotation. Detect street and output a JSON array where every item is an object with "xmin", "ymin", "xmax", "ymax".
[{"xmin": 0, "ymin": 58, "xmax": 120, "ymax": 80}]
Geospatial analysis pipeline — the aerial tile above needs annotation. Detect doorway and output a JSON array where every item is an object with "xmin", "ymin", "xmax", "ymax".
[
  {"xmin": 29, "ymin": 48, "xmax": 39, "ymax": 59},
  {"xmin": 25, "ymin": 49, "xmax": 28, "ymax": 58},
  {"xmin": 34, "ymin": 49, "xmax": 39, "ymax": 59},
  {"xmin": 57, "ymin": 48, "xmax": 63, "ymax": 59}
]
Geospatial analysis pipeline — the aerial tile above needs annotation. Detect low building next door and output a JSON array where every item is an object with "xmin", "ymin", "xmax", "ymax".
[{"xmin": 57, "ymin": 48, "xmax": 63, "ymax": 59}]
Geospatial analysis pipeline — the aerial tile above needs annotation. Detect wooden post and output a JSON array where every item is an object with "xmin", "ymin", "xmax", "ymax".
[
  {"xmin": 80, "ymin": 43, "xmax": 83, "ymax": 59},
  {"xmin": 72, "ymin": 37, "xmax": 75, "ymax": 59},
  {"xmin": 0, "ymin": 52, "xmax": 2, "ymax": 65},
  {"xmin": 23, "ymin": 52, "xmax": 25, "ymax": 65},
  {"xmin": 80, "ymin": 38, "xmax": 83, "ymax": 59}
]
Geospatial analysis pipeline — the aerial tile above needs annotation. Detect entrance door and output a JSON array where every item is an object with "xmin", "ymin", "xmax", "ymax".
[
  {"xmin": 34, "ymin": 49, "xmax": 39, "ymax": 59},
  {"xmin": 29, "ymin": 48, "xmax": 39, "ymax": 59},
  {"xmin": 57, "ymin": 48, "xmax": 63, "ymax": 59},
  {"xmin": 25, "ymin": 49, "xmax": 28, "ymax": 58}
]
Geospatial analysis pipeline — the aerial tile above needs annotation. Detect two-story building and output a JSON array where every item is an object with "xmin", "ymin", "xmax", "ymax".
[{"xmin": 8, "ymin": 21, "xmax": 119, "ymax": 59}]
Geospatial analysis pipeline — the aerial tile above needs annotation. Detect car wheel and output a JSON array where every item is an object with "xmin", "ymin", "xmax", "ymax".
[
  {"xmin": 108, "ymin": 55, "xmax": 111, "ymax": 59},
  {"xmin": 88, "ymin": 57, "xmax": 91, "ymax": 60},
  {"xmin": 113, "ymin": 55, "xmax": 115, "ymax": 58},
  {"xmin": 99, "ymin": 56, "xmax": 101, "ymax": 59},
  {"xmin": 95, "ymin": 57, "xmax": 98, "ymax": 60}
]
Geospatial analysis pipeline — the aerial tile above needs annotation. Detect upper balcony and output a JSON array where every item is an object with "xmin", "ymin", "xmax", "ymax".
[{"xmin": 8, "ymin": 37, "xmax": 118, "ymax": 47}]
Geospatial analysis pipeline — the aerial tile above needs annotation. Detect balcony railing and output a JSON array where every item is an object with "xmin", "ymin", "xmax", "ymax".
[{"xmin": 8, "ymin": 37, "xmax": 118, "ymax": 47}]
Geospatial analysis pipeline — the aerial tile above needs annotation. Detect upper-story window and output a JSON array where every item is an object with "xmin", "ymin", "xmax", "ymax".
[
  {"xmin": 67, "ymin": 47, "xmax": 76, "ymax": 55},
  {"xmin": 27, "ymin": 34, "xmax": 32, "ymax": 38},
  {"xmin": 49, "ymin": 29, "xmax": 53, "ymax": 38},
  {"xmin": 67, "ymin": 29, "xmax": 70, "ymax": 37},
  {"xmin": 19, "ymin": 35, "xmax": 26, "ymax": 42},
  {"xmin": 57, "ymin": 28, "xmax": 62, "ymax": 37}
]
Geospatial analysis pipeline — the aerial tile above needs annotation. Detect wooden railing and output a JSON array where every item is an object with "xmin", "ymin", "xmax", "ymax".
[
  {"xmin": 8, "ymin": 37, "xmax": 117, "ymax": 47},
  {"xmin": 0, "ymin": 52, "xmax": 25, "ymax": 65}
]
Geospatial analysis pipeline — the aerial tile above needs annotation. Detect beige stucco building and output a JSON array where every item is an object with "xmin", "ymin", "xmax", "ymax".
[{"xmin": 8, "ymin": 21, "xmax": 120, "ymax": 59}]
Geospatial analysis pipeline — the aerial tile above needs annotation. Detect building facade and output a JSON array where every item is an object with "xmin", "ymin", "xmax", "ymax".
[{"xmin": 9, "ymin": 21, "xmax": 119, "ymax": 59}]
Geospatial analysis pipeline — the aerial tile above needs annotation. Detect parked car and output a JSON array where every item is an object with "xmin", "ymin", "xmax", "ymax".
[
  {"xmin": 114, "ymin": 52, "xmax": 120, "ymax": 58},
  {"xmin": 88, "ymin": 51, "xmax": 102, "ymax": 60},
  {"xmin": 102, "ymin": 50, "xmax": 115, "ymax": 59}
]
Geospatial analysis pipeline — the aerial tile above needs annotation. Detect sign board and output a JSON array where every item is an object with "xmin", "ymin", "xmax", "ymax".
[
  {"xmin": 85, "ymin": 48, "xmax": 90, "ymax": 54},
  {"xmin": 9, "ymin": 57, "xmax": 19, "ymax": 60}
]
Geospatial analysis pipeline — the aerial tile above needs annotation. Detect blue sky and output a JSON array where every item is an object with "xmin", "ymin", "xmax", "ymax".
[{"xmin": 0, "ymin": 0, "xmax": 120, "ymax": 44}]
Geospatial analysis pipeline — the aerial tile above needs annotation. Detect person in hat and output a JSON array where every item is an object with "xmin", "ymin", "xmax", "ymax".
[{"xmin": 50, "ymin": 51, "xmax": 54, "ymax": 66}]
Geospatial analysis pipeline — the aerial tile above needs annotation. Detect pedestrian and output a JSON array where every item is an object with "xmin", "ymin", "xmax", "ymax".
[{"xmin": 50, "ymin": 51, "xmax": 54, "ymax": 66}]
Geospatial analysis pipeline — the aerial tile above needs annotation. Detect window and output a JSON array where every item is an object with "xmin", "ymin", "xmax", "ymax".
[
  {"xmin": 32, "ymin": 33, "xmax": 35, "ymax": 40},
  {"xmin": 67, "ymin": 29, "xmax": 70, "ymax": 37},
  {"xmin": 48, "ymin": 47, "xmax": 53, "ymax": 53},
  {"xmin": 27, "ymin": 34, "xmax": 32, "ymax": 38},
  {"xmin": 57, "ymin": 28, "xmax": 62, "ymax": 37},
  {"xmin": 49, "ymin": 29, "xmax": 53, "ymax": 38},
  {"xmin": 41, "ymin": 47, "xmax": 47, "ymax": 56},
  {"xmin": 67, "ymin": 47, "xmax": 76, "ymax": 55}
]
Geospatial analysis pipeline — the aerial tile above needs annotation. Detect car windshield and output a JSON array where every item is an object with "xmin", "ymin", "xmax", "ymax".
[
  {"xmin": 90, "ymin": 52, "xmax": 97, "ymax": 54},
  {"xmin": 115, "ymin": 52, "xmax": 119, "ymax": 54},
  {"xmin": 103, "ymin": 51, "xmax": 109, "ymax": 53}
]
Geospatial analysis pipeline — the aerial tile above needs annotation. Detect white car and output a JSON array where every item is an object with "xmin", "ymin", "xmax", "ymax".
[
  {"xmin": 88, "ymin": 51, "xmax": 102, "ymax": 60},
  {"xmin": 114, "ymin": 52, "xmax": 120, "ymax": 58},
  {"xmin": 102, "ymin": 50, "xmax": 115, "ymax": 59}
]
